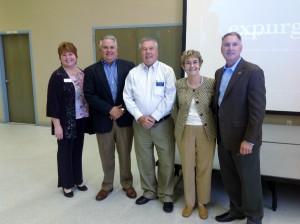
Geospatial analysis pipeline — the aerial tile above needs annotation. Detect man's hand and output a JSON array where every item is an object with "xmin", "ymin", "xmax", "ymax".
[
  {"xmin": 138, "ymin": 115, "xmax": 155, "ymax": 129},
  {"xmin": 239, "ymin": 140, "xmax": 254, "ymax": 155},
  {"xmin": 109, "ymin": 105, "xmax": 125, "ymax": 120}
]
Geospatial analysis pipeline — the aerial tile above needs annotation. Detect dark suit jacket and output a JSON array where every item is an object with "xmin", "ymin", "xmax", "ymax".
[
  {"xmin": 214, "ymin": 58, "xmax": 266, "ymax": 151},
  {"xmin": 83, "ymin": 59, "xmax": 135, "ymax": 134}
]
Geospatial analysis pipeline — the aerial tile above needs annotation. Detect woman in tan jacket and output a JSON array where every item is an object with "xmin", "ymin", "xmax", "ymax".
[{"xmin": 175, "ymin": 50, "xmax": 216, "ymax": 219}]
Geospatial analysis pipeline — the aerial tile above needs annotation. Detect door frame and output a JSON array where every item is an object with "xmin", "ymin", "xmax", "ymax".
[{"xmin": 0, "ymin": 30, "xmax": 38, "ymax": 124}]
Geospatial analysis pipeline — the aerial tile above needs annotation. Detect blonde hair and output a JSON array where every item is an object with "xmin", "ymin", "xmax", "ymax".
[{"xmin": 180, "ymin": 49, "xmax": 203, "ymax": 67}]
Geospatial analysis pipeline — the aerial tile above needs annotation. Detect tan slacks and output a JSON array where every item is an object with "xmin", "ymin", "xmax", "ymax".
[
  {"xmin": 133, "ymin": 117, "xmax": 175, "ymax": 202},
  {"xmin": 177, "ymin": 125, "xmax": 215, "ymax": 206},
  {"xmin": 96, "ymin": 121, "xmax": 133, "ymax": 190}
]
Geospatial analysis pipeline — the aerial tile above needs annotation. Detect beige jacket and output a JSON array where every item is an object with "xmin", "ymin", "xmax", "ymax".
[{"xmin": 174, "ymin": 76, "xmax": 216, "ymax": 142}]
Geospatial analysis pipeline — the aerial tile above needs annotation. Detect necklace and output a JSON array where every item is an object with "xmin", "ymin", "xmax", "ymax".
[{"xmin": 187, "ymin": 76, "xmax": 202, "ymax": 89}]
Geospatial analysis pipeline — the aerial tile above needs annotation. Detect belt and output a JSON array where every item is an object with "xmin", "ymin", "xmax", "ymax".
[{"xmin": 155, "ymin": 114, "xmax": 171, "ymax": 124}]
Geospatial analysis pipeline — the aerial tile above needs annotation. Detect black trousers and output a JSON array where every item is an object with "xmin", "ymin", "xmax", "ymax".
[
  {"xmin": 218, "ymin": 141, "xmax": 264, "ymax": 223},
  {"xmin": 57, "ymin": 118, "xmax": 86, "ymax": 189}
]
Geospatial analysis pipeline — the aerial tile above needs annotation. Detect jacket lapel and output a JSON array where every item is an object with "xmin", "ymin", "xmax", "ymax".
[
  {"xmin": 215, "ymin": 68, "xmax": 223, "ymax": 106},
  {"xmin": 116, "ymin": 61, "xmax": 123, "ymax": 95},
  {"xmin": 222, "ymin": 58, "xmax": 246, "ymax": 100},
  {"xmin": 97, "ymin": 62, "xmax": 114, "ymax": 100}
]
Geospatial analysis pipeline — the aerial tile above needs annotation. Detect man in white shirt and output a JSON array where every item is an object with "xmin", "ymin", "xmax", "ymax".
[{"xmin": 123, "ymin": 37, "xmax": 176, "ymax": 213}]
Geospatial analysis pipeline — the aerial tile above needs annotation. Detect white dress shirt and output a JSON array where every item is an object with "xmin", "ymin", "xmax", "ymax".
[{"xmin": 123, "ymin": 61, "xmax": 176, "ymax": 121}]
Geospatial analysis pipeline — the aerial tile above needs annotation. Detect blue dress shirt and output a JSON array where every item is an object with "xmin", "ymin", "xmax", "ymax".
[
  {"xmin": 218, "ymin": 58, "xmax": 241, "ymax": 106},
  {"xmin": 102, "ymin": 59, "xmax": 118, "ymax": 102}
]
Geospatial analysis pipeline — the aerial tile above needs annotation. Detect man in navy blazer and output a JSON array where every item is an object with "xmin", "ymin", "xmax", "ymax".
[
  {"xmin": 84, "ymin": 35, "xmax": 137, "ymax": 201},
  {"xmin": 214, "ymin": 32, "xmax": 266, "ymax": 224}
]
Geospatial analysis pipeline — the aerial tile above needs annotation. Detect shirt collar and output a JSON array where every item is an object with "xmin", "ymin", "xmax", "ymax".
[
  {"xmin": 223, "ymin": 57, "xmax": 241, "ymax": 72},
  {"xmin": 142, "ymin": 60, "xmax": 159, "ymax": 71},
  {"xmin": 101, "ymin": 58, "xmax": 118, "ymax": 67}
]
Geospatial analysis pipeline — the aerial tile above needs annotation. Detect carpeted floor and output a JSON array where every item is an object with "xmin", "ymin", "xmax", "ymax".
[{"xmin": 0, "ymin": 123, "xmax": 299, "ymax": 224}]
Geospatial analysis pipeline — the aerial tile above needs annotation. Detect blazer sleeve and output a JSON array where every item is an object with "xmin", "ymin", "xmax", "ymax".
[
  {"xmin": 46, "ymin": 72, "xmax": 62, "ymax": 119},
  {"xmin": 244, "ymin": 66, "xmax": 266, "ymax": 143}
]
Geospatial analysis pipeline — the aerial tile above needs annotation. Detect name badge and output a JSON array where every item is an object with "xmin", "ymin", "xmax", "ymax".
[
  {"xmin": 64, "ymin": 78, "xmax": 72, "ymax": 83},
  {"xmin": 156, "ymin": 81, "xmax": 164, "ymax": 86}
]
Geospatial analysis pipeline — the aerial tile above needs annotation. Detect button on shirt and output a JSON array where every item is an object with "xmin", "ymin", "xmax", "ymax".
[
  {"xmin": 102, "ymin": 59, "xmax": 118, "ymax": 102},
  {"xmin": 123, "ymin": 61, "xmax": 176, "ymax": 121},
  {"xmin": 218, "ymin": 58, "xmax": 241, "ymax": 106}
]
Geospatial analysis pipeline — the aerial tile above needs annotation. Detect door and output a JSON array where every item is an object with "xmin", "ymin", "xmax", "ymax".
[{"xmin": 2, "ymin": 33, "xmax": 35, "ymax": 123}]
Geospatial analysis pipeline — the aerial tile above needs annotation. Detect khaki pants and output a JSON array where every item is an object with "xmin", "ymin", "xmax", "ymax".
[
  {"xmin": 96, "ymin": 121, "xmax": 133, "ymax": 190},
  {"xmin": 177, "ymin": 125, "xmax": 215, "ymax": 206},
  {"xmin": 133, "ymin": 117, "xmax": 175, "ymax": 202}
]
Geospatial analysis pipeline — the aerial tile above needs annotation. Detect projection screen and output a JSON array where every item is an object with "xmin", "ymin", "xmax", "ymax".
[{"xmin": 184, "ymin": 0, "xmax": 300, "ymax": 114}]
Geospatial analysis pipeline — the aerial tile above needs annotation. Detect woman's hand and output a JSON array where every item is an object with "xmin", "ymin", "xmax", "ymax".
[{"xmin": 51, "ymin": 118, "xmax": 63, "ymax": 140}]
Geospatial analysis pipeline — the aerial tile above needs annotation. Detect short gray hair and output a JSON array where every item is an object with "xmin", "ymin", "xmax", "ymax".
[
  {"xmin": 221, "ymin": 32, "xmax": 242, "ymax": 42},
  {"xmin": 138, "ymin": 37, "xmax": 158, "ymax": 50},
  {"xmin": 99, "ymin": 35, "xmax": 118, "ymax": 49}
]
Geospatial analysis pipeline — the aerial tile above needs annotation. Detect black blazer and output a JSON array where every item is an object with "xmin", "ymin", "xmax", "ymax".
[
  {"xmin": 47, "ymin": 67, "xmax": 77, "ymax": 138},
  {"xmin": 83, "ymin": 59, "xmax": 135, "ymax": 134},
  {"xmin": 214, "ymin": 58, "xmax": 266, "ymax": 151},
  {"xmin": 46, "ymin": 66, "xmax": 94, "ymax": 137}
]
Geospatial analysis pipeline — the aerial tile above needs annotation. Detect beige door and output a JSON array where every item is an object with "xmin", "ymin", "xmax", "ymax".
[{"xmin": 2, "ymin": 34, "xmax": 35, "ymax": 124}]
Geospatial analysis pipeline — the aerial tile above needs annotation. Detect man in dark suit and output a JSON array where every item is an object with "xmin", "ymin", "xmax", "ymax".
[
  {"xmin": 83, "ymin": 35, "xmax": 137, "ymax": 201},
  {"xmin": 214, "ymin": 32, "xmax": 266, "ymax": 224}
]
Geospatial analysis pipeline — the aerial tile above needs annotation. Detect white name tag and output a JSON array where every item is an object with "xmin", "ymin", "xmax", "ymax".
[{"xmin": 64, "ymin": 78, "xmax": 72, "ymax": 82}]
